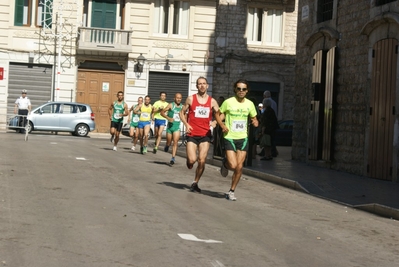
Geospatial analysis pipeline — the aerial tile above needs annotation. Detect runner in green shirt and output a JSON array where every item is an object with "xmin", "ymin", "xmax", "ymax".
[
  {"xmin": 161, "ymin": 93, "xmax": 183, "ymax": 165},
  {"xmin": 108, "ymin": 91, "xmax": 128, "ymax": 151},
  {"xmin": 214, "ymin": 79, "xmax": 259, "ymax": 201},
  {"xmin": 128, "ymin": 96, "xmax": 143, "ymax": 151}
]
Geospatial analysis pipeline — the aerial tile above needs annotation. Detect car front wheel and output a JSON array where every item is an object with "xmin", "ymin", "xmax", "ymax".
[{"xmin": 75, "ymin": 124, "xmax": 89, "ymax": 137}]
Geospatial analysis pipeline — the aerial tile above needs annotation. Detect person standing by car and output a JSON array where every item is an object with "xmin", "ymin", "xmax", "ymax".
[
  {"xmin": 128, "ymin": 96, "xmax": 143, "ymax": 151},
  {"xmin": 179, "ymin": 76, "xmax": 219, "ymax": 193},
  {"xmin": 161, "ymin": 93, "xmax": 183, "ymax": 165},
  {"xmin": 152, "ymin": 92, "xmax": 168, "ymax": 154},
  {"xmin": 108, "ymin": 91, "xmax": 128, "ymax": 151},
  {"xmin": 135, "ymin": 95, "xmax": 152, "ymax": 154},
  {"xmin": 215, "ymin": 79, "xmax": 259, "ymax": 201},
  {"xmin": 14, "ymin": 89, "xmax": 31, "ymax": 133}
]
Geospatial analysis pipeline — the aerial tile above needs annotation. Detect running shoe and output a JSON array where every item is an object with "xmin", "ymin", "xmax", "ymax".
[
  {"xmin": 113, "ymin": 146, "xmax": 117, "ymax": 151},
  {"xmin": 153, "ymin": 147, "xmax": 158, "ymax": 154},
  {"xmin": 220, "ymin": 158, "xmax": 229, "ymax": 177},
  {"xmin": 110, "ymin": 135, "xmax": 114, "ymax": 143},
  {"xmin": 190, "ymin": 182, "xmax": 201, "ymax": 193},
  {"xmin": 143, "ymin": 146, "xmax": 147, "ymax": 154},
  {"xmin": 164, "ymin": 146, "xmax": 169, "ymax": 152},
  {"xmin": 170, "ymin": 158, "xmax": 175, "ymax": 165},
  {"xmin": 186, "ymin": 161, "xmax": 194, "ymax": 169},
  {"xmin": 131, "ymin": 146, "xmax": 135, "ymax": 151},
  {"xmin": 225, "ymin": 191, "xmax": 237, "ymax": 201},
  {"xmin": 140, "ymin": 146, "xmax": 143, "ymax": 154}
]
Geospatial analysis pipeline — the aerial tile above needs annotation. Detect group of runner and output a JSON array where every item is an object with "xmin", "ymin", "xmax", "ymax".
[{"xmin": 108, "ymin": 76, "xmax": 258, "ymax": 201}]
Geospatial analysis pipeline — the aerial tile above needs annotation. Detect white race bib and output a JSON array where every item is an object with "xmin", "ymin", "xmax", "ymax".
[
  {"xmin": 173, "ymin": 113, "xmax": 180, "ymax": 121},
  {"xmin": 194, "ymin": 107, "xmax": 210, "ymax": 118},
  {"xmin": 114, "ymin": 112, "xmax": 121, "ymax": 119},
  {"xmin": 232, "ymin": 120, "xmax": 246, "ymax": 132},
  {"xmin": 141, "ymin": 112, "xmax": 150, "ymax": 119},
  {"xmin": 133, "ymin": 116, "xmax": 139, "ymax": 123}
]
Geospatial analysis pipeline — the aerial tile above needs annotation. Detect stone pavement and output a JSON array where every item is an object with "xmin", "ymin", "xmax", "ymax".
[{"xmin": 95, "ymin": 133, "xmax": 399, "ymax": 220}]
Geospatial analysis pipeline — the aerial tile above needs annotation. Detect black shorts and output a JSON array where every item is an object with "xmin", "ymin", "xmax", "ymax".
[
  {"xmin": 224, "ymin": 138, "xmax": 249, "ymax": 152},
  {"xmin": 110, "ymin": 121, "xmax": 123, "ymax": 132},
  {"xmin": 187, "ymin": 136, "xmax": 211, "ymax": 146}
]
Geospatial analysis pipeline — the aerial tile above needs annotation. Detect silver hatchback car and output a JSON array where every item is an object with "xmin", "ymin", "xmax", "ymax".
[{"xmin": 27, "ymin": 102, "xmax": 96, "ymax": 137}]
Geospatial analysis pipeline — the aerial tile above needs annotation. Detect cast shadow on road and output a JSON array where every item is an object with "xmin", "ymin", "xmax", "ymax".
[{"xmin": 158, "ymin": 181, "xmax": 226, "ymax": 199}]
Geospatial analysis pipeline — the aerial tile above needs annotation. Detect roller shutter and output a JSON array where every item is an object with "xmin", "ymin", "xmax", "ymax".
[
  {"xmin": 148, "ymin": 71, "xmax": 189, "ymax": 104},
  {"xmin": 7, "ymin": 63, "xmax": 53, "ymax": 115}
]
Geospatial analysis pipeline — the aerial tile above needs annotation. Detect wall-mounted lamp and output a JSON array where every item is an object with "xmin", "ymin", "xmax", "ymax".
[
  {"xmin": 164, "ymin": 59, "xmax": 170, "ymax": 71},
  {"xmin": 134, "ymin": 53, "xmax": 146, "ymax": 78},
  {"xmin": 29, "ymin": 52, "xmax": 34, "ymax": 64}
]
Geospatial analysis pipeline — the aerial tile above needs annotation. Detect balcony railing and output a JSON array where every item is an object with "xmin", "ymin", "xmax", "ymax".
[{"xmin": 77, "ymin": 27, "xmax": 132, "ymax": 53}]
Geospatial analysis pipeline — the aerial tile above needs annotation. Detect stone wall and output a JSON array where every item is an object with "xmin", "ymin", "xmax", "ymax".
[
  {"xmin": 294, "ymin": 0, "xmax": 399, "ymax": 179},
  {"xmin": 213, "ymin": 0, "xmax": 298, "ymax": 120}
]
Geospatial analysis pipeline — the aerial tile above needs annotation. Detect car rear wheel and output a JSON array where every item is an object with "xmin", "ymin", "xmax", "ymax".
[{"xmin": 75, "ymin": 124, "xmax": 89, "ymax": 137}]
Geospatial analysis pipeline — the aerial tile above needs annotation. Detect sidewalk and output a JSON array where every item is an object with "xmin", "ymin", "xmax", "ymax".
[
  {"xmin": 97, "ymin": 133, "xmax": 399, "ymax": 220},
  {"xmin": 174, "ymin": 144, "xmax": 399, "ymax": 220}
]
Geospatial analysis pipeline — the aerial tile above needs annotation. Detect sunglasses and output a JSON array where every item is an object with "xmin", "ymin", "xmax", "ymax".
[{"xmin": 236, "ymin": 87, "xmax": 248, "ymax": 92}]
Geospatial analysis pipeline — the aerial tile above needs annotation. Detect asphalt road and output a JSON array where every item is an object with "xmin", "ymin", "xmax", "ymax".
[{"xmin": 1, "ymin": 132, "xmax": 399, "ymax": 267}]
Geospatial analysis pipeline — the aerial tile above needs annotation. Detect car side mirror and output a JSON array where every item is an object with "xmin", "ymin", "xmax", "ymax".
[{"xmin": 39, "ymin": 109, "xmax": 43, "ymax": 114}]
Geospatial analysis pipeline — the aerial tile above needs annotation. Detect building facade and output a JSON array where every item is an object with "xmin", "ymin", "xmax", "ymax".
[
  {"xmin": 0, "ymin": 0, "xmax": 298, "ymax": 133},
  {"xmin": 293, "ymin": 0, "xmax": 399, "ymax": 181},
  {"xmin": 213, "ymin": 0, "xmax": 297, "ymax": 121}
]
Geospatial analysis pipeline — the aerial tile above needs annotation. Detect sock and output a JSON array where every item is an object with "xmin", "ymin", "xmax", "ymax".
[
  {"xmin": 171, "ymin": 157, "xmax": 175, "ymax": 160},
  {"xmin": 229, "ymin": 189, "xmax": 234, "ymax": 192}
]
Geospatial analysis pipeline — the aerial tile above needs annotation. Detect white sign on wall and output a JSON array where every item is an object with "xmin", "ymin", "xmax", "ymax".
[{"xmin": 302, "ymin": 5, "xmax": 309, "ymax": 21}]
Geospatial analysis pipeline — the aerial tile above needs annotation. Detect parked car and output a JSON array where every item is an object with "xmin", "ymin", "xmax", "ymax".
[
  {"xmin": 9, "ymin": 102, "xmax": 96, "ymax": 137},
  {"xmin": 275, "ymin": 120, "xmax": 293, "ymax": 146}
]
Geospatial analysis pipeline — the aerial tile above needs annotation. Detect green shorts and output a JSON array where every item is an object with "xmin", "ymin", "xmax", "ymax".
[
  {"xmin": 130, "ymin": 121, "xmax": 138, "ymax": 128},
  {"xmin": 166, "ymin": 123, "xmax": 180, "ymax": 134}
]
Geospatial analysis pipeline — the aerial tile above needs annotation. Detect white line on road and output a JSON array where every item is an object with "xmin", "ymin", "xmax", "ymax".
[
  {"xmin": 178, "ymin": 233, "xmax": 223, "ymax": 244},
  {"xmin": 76, "ymin": 157, "xmax": 86, "ymax": 160},
  {"xmin": 210, "ymin": 260, "xmax": 226, "ymax": 267}
]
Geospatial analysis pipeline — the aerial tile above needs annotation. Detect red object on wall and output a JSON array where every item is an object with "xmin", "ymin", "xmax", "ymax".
[{"xmin": 0, "ymin": 67, "xmax": 3, "ymax": 80}]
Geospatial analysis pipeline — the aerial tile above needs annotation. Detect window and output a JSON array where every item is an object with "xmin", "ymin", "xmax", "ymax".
[
  {"xmin": 376, "ymin": 0, "xmax": 396, "ymax": 6},
  {"xmin": 317, "ymin": 0, "xmax": 333, "ymax": 23},
  {"xmin": 63, "ymin": 104, "xmax": 77, "ymax": 114},
  {"xmin": 15, "ymin": 0, "xmax": 31, "ymax": 26},
  {"xmin": 153, "ymin": 0, "xmax": 190, "ymax": 37},
  {"xmin": 37, "ymin": 0, "xmax": 53, "ymax": 28},
  {"xmin": 247, "ymin": 7, "xmax": 283, "ymax": 47},
  {"xmin": 15, "ymin": 0, "xmax": 53, "ymax": 27}
]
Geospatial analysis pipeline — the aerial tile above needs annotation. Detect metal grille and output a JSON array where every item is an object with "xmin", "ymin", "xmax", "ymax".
[
  {"xmin": 317, "ymin": 0, "xmax": 333, "ymax": 23},
  {"xmin": 147, "ymin": 72, "xmax": 189, "ymax": 104},
  {"xmin": 376, "ymin": 0, "xmax": 396, "ymax": 6},
  {"xmin": 7, "ymin": 63, "xmax": 52, "ymax": 116}
]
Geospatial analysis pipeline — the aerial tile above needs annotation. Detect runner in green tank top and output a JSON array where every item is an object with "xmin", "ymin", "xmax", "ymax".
[
  {"xmin": 108, "ymin": 91, "xmax": 128, "ymax": 151},
  {"xmin": 161, "ymin": 93, "xmax": 183, "ymax": 165},
  {"xmin": 127, "ymin": 96, "xmax": 143, "ymax": 151}
]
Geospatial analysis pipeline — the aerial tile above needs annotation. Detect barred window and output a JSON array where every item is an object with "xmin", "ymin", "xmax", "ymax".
[{"xmin": 317, "ymin": 0, "xmax": 333, "ymax": 23}]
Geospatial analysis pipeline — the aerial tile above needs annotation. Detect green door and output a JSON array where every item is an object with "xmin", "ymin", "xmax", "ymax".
[{"xmin": 91, "ymin": 0, "xmax": 116, "ymax": 29}]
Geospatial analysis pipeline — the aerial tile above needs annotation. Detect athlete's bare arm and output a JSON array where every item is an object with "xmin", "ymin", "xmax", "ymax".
[
  {"xmin": 180, "ymin": 96, "xmax": 193, "ymax": 133},
  {"xmin": 161, "ymin": 103, "xmax": 173, "ymax": 122}
]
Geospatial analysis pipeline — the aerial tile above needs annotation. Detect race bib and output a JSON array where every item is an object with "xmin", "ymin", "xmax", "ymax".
[
  {"xmin": 232, "ymin": 120, "xmax": 246, "ymax": 132},
  {"xmin": 133, "ymin": 116, "xmax": 139, "ymax": 123},
  {"xmin": 173, "ymin": 113, "xmax": 180, "ymax": 121},
  {"xmin": 141, "ymin": 112, "xmax": 150, "ymax": 119},
  {"xmin": 194, "ymin": 107, "xmax": 210, "ymax": 118},
  {"xmin": 114, "ymin": 112, "xmax": 121, "ymax": 119}
]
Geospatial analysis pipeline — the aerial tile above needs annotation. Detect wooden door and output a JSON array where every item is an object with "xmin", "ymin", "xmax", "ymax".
[
  {"xmin": 368, "ymin": 39, "xmax": 398, "ymax": 180},
  {"xmin": 77, "ymin": 70, "xmax": 125, "ymax": 133}
]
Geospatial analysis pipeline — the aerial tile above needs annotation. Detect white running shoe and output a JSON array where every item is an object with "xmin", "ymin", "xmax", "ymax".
[
  {"xmin": 131, "ymin": 146, "xmax": 136, "ymax": 151},
  {"xmin": 225, "ymin": 191, "xmax": 237, "ymax": 201},
  {"xmin": 113, "ymin": 146, "xmax": 117, "ymax": 151}
]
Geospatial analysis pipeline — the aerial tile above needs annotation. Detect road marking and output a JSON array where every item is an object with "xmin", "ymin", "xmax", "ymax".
[
  {"xmin": 178, "ymin": 233, "xmax": 223, "ymax": 243},
  {"xmin": 76, "ymin": 157, "xmax": 86, "ymax": 160},
  {"xmin": 211, "ymin": 260, "xmax": 226, "ymax": 267},
  {"xmin": 50, "ymin": 142, "xmax": 57, "ymax": 144}
]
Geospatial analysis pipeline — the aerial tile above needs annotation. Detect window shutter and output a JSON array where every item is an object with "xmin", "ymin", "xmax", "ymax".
[{"xmin": 15, "ymin": 0, "xmax": 25, "ymax": 26}]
